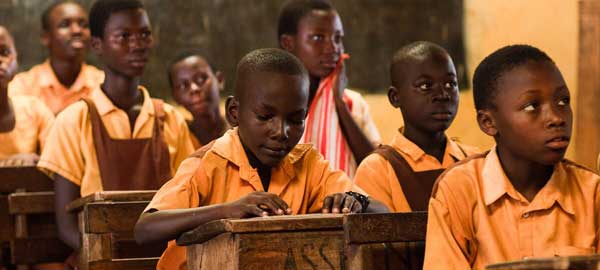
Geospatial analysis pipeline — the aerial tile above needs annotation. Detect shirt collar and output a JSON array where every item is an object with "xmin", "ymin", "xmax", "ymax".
[
  {"xmin": 90, "ymin": 85, "xmax": 154, "ymax": 117},
  {"xmin": 38, "ymin": 59, "xmax": 98, "ymax": 91},
  {"xmin": 482, "ymin": 145, "xmax": 575, "ymax": 215},
  {"xmin": 210, "ymin": 128, "xmax": 312, "ymax": 185},
  {"xmin": 390, "ymin": 128, "xmax": 465, "ymax": 163}
]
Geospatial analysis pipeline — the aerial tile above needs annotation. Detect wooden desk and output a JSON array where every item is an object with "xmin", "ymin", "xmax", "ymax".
[
  {"xmin": 67, "ymin": 191, "xmax": 166, "ymax": 270},
  {"xmin": 487, "ymin": 255, "xmax": 600, "ymax": 270},
  {"xmin": 178, "ymin": 212, "xmax": 428, "ymax": 270},
  {"xmin": 0, "ymin": 166, "xmax": 57, "ymax": 267}
]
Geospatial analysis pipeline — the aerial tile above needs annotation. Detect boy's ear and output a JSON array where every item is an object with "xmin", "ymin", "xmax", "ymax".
[
  {"xmin": 387, "ymin": 86, "xmax": 401, "ymax": 108},
  {"xmin": 225, "ymin": 95, "xmax": 239, "ymax": 127},
  {"xmin": 477, "ymin": 109, "xmax": 498, "ymax": 136},
  {"xmin": 41, "ymin": 31, "xmax": 50, "ymax": 47},
  {"xmin": 90, "ymin": 37, "xmax": 102, "ymax": 55},
  {"xmin": 215, "ymin": 71, "xmax": 225, "ymax": 91},
  {"xmin": 279, "ymin": 34, "xmax": 295, "ymax": 52}
]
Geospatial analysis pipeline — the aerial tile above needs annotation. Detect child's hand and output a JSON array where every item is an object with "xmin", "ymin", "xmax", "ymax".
[
  {"xmin": 0, "ymin": 153, "xmax": 40, "ymax": 168},
  {"xmin": 321, "ymin": 192, "xmax": 362, "ymax": 214},
  {"xmin": 224, "ymin": 191, "xmax": 292, "ymax": 219},
  {"xmin": 331, "ymin": 61, "xmax": 348, "ymax": 100}
]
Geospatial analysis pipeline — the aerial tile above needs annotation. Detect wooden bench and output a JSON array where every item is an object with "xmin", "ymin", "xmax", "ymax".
[
  {"xmin": 0, "ymin": 166, "xmax": 65, "ymax": 268},
  {"xmin": 66, "ymin": 191, "xmax": 167, "ymax": 270},
  {"xmin": 177, "ymin": 212, "xmax": 428, "ymax": 270}
]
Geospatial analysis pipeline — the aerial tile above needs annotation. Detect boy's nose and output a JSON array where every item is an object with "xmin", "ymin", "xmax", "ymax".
[
  {"xmin": 272, "ymin": 119, "xmax": 290, "ymax": 141},
  {"xmin": 546, "ymin": 106, "xmax": 567, "ymax": 128}
]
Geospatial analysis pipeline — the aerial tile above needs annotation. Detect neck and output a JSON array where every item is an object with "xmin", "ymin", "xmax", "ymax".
[
  {"xmin": 403, "ymin": 123, "xmax": 447, "ymax": 162},
  {"xmin": 496, "ymin": 145, "xmax": 553, "ymax": 201},
  {"xmin": 101, "ymin": 69, "xmax": 141, "ymax": 111},
  {"xmin": 49, "ymin": 55, "xmax": 82, "ymax": 88},
  {"xmin": 190, "ymin": 109, "xmax": 226, "ymax": 144},
  {"xmin": 308, "ymin": 75, "xmax": 320, "ymax": 106},
  {"xmin": 0, "ymin": 85, "xmax": 10, "ymax": 113}
]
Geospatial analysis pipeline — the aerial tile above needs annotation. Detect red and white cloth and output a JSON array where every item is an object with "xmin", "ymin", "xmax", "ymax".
[{"xmin": 300, "ymin": 54, "xmax": 381, "ymax": 178}]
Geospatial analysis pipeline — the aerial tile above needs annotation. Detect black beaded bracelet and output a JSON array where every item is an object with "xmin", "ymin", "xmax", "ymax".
[{"xmin": 345, "ymin": 191, "xmax": 370, "ymax": 212}]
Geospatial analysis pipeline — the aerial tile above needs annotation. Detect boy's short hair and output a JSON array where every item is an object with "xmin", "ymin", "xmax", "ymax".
[
  {"xmin": 234, "ymin": 48, "xmax": 308, "ymax": 97},
  {"xmin": 277, "ymin": 0, "xmax": 333, "ymax": 39},
  {"xmin": 390, "ymin": 41, "xmax": 448, "ymax": 86},
  {"xmin": 41, "ymin": 1, "xmax": 76, "ymax": 31},
  {"xmin": 167, "ymin": 50, "xmax": 216, "ymax": 88},
  {"xmin": 89, "ymin": 0, "xmax": 144, "ymax": 38},
  {"xmin": 473, "ymin": 44, "xmax": 554, "ymax": 110}
]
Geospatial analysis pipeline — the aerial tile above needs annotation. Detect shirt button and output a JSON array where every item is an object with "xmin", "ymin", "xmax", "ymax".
[{"xmin": 522, "ymin": 213, "xmax": 530, "ymax": 218}]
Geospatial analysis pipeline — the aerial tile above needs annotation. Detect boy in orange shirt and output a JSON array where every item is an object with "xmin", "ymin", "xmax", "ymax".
[
  {"xmin": 9, "ymin": 1, "xmax": 103, "ymax": 114},
  {"xmin": 168, "ymin": 52, "xmax": 227, "ymax": 148},
  {"xmin": 37, "ymin": 0, "xmax": 193, "ymax": 256},
  {"xmin": 424, "ymin": 45, "xmax": 600, "ymax": 269},
  {"xmin": 0, "ymin": 26, "xmax": 54, "ymax": 167},
  {"xmin": 135, "ymin": 48, "xmax": 388, "ymax": 270},
  {"xmin": 354, "ymin": 41, "xmax": 479, "ymax": 213},
  {"xmin": 278, "ymin": 0, "xmax": 381, "ymax": 177}
]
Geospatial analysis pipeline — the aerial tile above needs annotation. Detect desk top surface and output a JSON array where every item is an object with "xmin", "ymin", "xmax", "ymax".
[
  {"xmin": 486, "ymin": 255, "xmax": 600, "ymax": 269},
  {"xmin": 0, "ymin": 166, "xmax": 52, "ymax": 193},
  {"xmin": 67, "ymin": 190, "xmax": 156, "ymax": 212}
]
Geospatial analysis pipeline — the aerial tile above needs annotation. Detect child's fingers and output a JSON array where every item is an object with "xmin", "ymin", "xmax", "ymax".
[
  {"xmin": 269, "ymin": 195, "xmax": 290, "ymax": 214},
  {"xmin": 342, "ymin": 195, "xmax": 355, "ymax": 213},
  {"xmin": 256, "ymin": 199, "xmax": 281, "ymax": 215},
  {"xmin": 248, "ymin": 205, "xmax": 268, "ymax": 217},
  {"xmin": 331, "ymin": 193, "xmax": 344, "ymax": 213},
  {"xmin": 350, "ymin": 199, "xmax": 362, "ymax": 213},
  {"xmin": 322, "ymin": 196, "xmax": 334, "ymax": 213}
]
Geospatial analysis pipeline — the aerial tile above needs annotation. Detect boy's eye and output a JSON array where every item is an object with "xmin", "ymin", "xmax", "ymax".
[
  {"xmin": 418, "ymin": 82, "xmax": 432, "ymax": 91},
  {"xmin": 257, "ymin": 114, "xmax": 272, "ymax": 121},
  {"xmin": 444, "ymin": 81, "xmax": 458, "ymax": 89},
  {"xmin": 140, "ymin": 30, "xmax": 152, "ymax": 38},
  {"xmin": 310, "ymin": 35, "xmax": 324, "ymax": 42},
  {"xmin": 289, "ymin": 117, "xmax": 305, "ymax": 125},
  {"xmin": 523, "ymin": 104, "xmax": 537, "ymax": 112},
  {"xmin": 79, "ymin": 20, "xmax": 89, "ymax": 29},
  {"xmin": 557, "ymin": 97, "xmax": 570, "ymax": 106},
  {"xmin": 334, "ymin": 34, "xmax": 343, "ymax": 44}
]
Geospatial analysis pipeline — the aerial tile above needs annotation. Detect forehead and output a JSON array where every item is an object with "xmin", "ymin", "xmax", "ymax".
[
  {"xmin": 297, "ymin": 9, "xmax": 343, "ymax": 33},
  {"xmin": 240, "ymin": 71, "xmax": 308, "ymax": 106},
  {"xmin": 0, "ymin": 28, "xmax": 15, "ymax": 47},
  {"xmin": 104, "ymin": 8, "xmax": 150, "ymax": 32},
  {"xmin": 496, "ymin": 61, "xmax": 566, "ymax": 98},
  {"xmin": 394, "ymin": 51, "xmax": 455, "ymax": 81},
  {"xmin": 49, "ymin": 3, "xmax": 87, "ymax": 22},
  {"xmin": 173, "ymin": 56, "xmax": 212, "ymax": 74}
]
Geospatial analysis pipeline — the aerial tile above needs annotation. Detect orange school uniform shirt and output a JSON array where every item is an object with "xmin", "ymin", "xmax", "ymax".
[
  {"xmin": 8, "ymin": 60, "xmax": 104, "ymax": 114},
  {"xmin": 424, "ymin": 146, "xmax": 600, "ymax": 270},
  {"xmin": 354, "ymin": 131, "xmax": 479, "ymax": 212},
  {"xmin": 145, "ymin": 128, "xmax": 366, "ymax": 270},
  {"xmin": 0, "ymin": 96, "xmax": 54, "ymax": 158},
  {"xmin": 37, "ymin": 86, "xmax": 194, "ymax": 196}
]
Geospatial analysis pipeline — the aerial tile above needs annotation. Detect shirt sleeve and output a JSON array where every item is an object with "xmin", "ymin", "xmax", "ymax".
[
  {"xmin": 305, "ymin": 149, "xmax": 366, "ymax": 213},
  {"xmin": 424, "ymin": 175, "xmax": 475, "ymax": 270},
  {"xmin": 145, "ymin": 156, "xmax": 203, "ymax": 212},
  {"xmin": 33, "ymin": 98, "xmax": 55, "ymax": 151},
  {"xmin": 163, "ymin": 103, "xmax": 195, "ymax": 174},
  {"xmin": 354, "ymin": 153, "xmax": 397, "ymax": 212},
  {"xmin": 37, "ymin": 104, "xmax": 86, "ymax": 185}
]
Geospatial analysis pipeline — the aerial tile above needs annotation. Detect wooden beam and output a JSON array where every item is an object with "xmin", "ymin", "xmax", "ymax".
[
  {"xmin": 575, "ymin": 0, "xmax": 600, "ymax": 169},
  {"xmin": 67, "ymin": 191, "xmax": 156, "ymax": 212},
  {"xmin": 8, "ymin": 191, "xmax": 55, "ymax": 214},
  {"xmin": 343, "ymin": 212, "xmax": 428, "ymax": 244}
]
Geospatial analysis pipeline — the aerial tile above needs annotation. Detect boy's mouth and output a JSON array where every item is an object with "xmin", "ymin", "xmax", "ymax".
[
  {"xmin": 262, "ymin": 146, "xmax": 289, "ymax": 158},
  {"xmin": 430, "ymin": 111, "xmax": 453, "ymax": 121},
  {"xmin": 545, "ymin": 136, "xmax": 570, "ymax": 150}
]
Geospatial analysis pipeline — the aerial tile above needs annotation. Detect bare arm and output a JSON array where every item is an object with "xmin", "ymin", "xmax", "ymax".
[
  {"xmin": 54, "ymin": 175, "xmax": 81, "ymax": 250},
  {"xmin": 134, "ymin": 191, "xmax": 291, "ymax": 244},
  {"xmin": 333, "ymin": 63, "xmax": 375, "ymax": 163}
]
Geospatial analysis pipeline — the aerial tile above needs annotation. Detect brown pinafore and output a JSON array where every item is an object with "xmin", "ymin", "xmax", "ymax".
[
  {"xmin": 371, "ymin": 144, "xmax": 466, "ymax": 270},
  {"xmin": 82, "ymin": 97, "xmax": 172, "ymax": 190}
]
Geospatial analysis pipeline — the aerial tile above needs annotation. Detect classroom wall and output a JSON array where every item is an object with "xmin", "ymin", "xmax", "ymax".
[
  {"xmin": 370, "ymin": 0, "xmax": 580, "ymax": 162},
  {"xmin": 0, "ymin": 0, "xmax": 465, "ymax": 98}
]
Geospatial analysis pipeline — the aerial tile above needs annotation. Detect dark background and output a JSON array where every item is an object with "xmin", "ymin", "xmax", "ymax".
[{"xmin": 0, "ymin": 0, "xmax": 465, "ymax": 99}]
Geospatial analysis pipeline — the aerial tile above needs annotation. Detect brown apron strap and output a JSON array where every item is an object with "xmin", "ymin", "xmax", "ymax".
[
  {"xmin": 83, "ymin": 97, "xmax": 172, "ymax": 190},
  {"xmin": 374, "ymin": 145, "xmax": 444, "ymax": 211}
]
